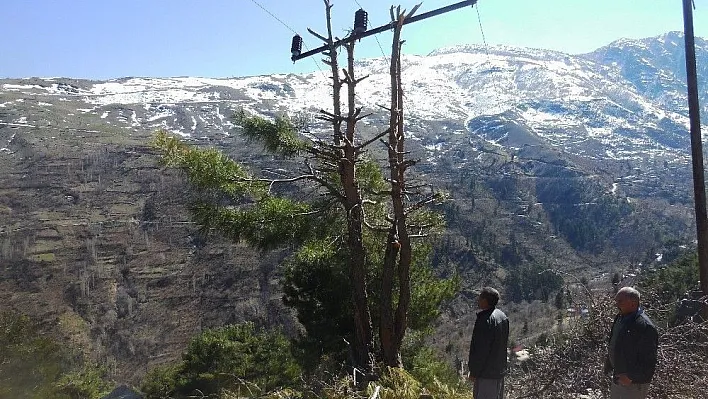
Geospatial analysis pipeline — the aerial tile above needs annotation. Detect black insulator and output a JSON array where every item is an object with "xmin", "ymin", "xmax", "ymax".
[
  {"xmin": 291, "ymin": 35, "xmax": 302, "ymax": 58},
  {"xmin": 354, "ymin": 9, "xmax": 368, "ymax": 36}
]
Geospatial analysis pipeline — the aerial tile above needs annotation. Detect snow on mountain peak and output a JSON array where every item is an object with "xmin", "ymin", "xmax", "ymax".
[{"xmin": 0, "ymin": 32, "xmax": 701, "ymax": 164}]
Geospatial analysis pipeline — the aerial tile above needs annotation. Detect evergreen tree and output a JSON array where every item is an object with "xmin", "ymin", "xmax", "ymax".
[{"xmin": 153, "ymin": 2, "xmax": 453, "ymax": 372}]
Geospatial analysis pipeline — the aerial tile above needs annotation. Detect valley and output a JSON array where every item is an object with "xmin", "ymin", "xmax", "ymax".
[{"xmin": 0, "ymin": 31, "xmax": 704, "ymax": 384}]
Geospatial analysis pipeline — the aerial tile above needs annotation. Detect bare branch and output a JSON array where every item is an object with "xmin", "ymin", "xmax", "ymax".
[
  {"xmin": 319, "ymin": 109, "xmax": 347, "ymax": 122},
  {"xmin": 400, "ymin": 159, "xmax": 418, "ymax": 170},
  {"xmin": 403, "ymin": 194, "xmax": 441, "ymax": 215},
  {"xmin": 316, "ymin": 116, "xmax": 335, "ymax": 124},
  {"xmin": 303, "ymin": 160, "xmax": 346, "ymax": 201},
  {"xmin": 355, "ymin": 128, "xmax": 391, "ymax": 151},
  {"xmin": 513, "ymin": 374, "xmax": 559, "ymax": 399},
  {"xmin": 406, "ymin": 223, "xmax": 434, "ymax": 230},
  {"xmin": 355, "ymin": 112, "xmax": 374, "ymax": 122},
  {"xmin": 379, "ymin": 138, "xmax": 394, "ymax": 152},
  {"xmin": 307, "ymin": 28, "xmax": 329, "ymax": 43},
  {"xmin": 404, "ymin": 182, "xmax": 428, "ymax": 190},
  {"xmin": 408, "ymin": 3, "xmax": 423, "ymax": 18},
  {"xmin": 354, "ymin": 74, "xmax": 370, "ymax": 84}
]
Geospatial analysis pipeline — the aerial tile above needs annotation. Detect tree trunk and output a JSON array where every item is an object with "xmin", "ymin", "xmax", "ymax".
[
  {"xmin": 682, "ymin": 0, "xmax": 708, "ymax": 317},
  {"xmin": 321, "ymin": 0, "xmax": 373, "ymax": 371},
  {"xmin": 380, "ymin": 11, "xmax": 410, "ymax": 368},
  {"xmin": 343, "ymin": 42, "xmax": 374, "ymax": 372}
]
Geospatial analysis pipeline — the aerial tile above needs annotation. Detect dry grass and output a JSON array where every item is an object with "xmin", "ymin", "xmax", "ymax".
[{"xmin": 506, "ymin": 296, "xmax": 708, "ymax": 399}]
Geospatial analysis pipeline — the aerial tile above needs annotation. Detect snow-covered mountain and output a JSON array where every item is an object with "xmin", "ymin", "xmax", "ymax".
[
  {"xmin": 585, "ymin": 31, "xmax": 708, "ymax": 121},
  {"xmin": 1, "ymin": 34, "xmax": 699, "ymax": 166},
  {"xmin": 3, "ymin": 32, "xmax": 704, "ymax": 220}
]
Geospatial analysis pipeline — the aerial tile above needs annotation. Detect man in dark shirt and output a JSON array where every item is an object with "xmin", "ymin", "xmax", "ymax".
[
  {"xmin": 468, "ymin": 287, "xmax": 509, "ymax": 399},
  {"xmin": 605, "ymin": 287, "xmax": 659, "ymax": 399}
]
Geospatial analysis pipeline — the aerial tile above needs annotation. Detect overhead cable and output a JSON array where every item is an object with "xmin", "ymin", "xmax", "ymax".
[{"xmin": 247, "ymin": 0, "xmax": 325, "ymax": 75}]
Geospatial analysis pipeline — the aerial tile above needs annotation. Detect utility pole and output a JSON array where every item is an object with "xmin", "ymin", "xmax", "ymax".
[
  {"xmin": 682, "ymin": 0, "xmax": 708, "ymax": 303},
  {"xmin": 291, "ymin": 0, "xmax": 479, "ymax": 62}
]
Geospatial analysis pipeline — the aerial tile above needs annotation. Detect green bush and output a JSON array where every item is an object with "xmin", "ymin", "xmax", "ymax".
[
  {"xmin": 54, "ymin": 366, "xmax": 112, "ymax": 399},
  {"xmin": 0, "ymin": 312, "xmax": 109, "ymax": 399},
  {"xmin": 140, "ymin": 365, "xmax": 180, "ymax": 399},
  {"xmin": 401, "ymin": 331, "xmax": 464, "ymax": 390},
  {"xmin": 142, "ymin": 322, "xmax": 302, "ymax": 398},
  {"xmin": 405, "ymin": 346, "xmax": 461, "ymax": 389},
  {"xmin": 0, "ymin": 313, "xmax": 65, "ymax": 398},
  {"xmin": 367, "ymin": 367, "xmax": 472, "ymax": 399},
  {"xmin": 639, "ymin": 252, "xmax": 700, "ymax": 325},
  {"xmin": 640, "ymin": 253, "xmax": 699, "ymax": 304}
]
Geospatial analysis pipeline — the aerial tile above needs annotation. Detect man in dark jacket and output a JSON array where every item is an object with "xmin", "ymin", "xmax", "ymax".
[
  {"xmin": 605, "ymin": 287, "xmax": 659, "ymax": 399},
  {"xmin": 468, "ymin": 287, "xmax": 509, "ymax": 399}
]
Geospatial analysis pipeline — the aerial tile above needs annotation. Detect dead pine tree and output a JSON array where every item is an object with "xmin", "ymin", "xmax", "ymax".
[
  {"xmin": 311, "ymin": 1, "xmax": 442, "ymax": 370},
  {"xmin": 378, "ymin": 4, "xmax": 444, "ymax": 369},
  {"xmin": 154, "ymin": 0, "xmax": 448, "ymax": 379},
  {"xmin": 309, "ymin": 0, "xmax": 375, "ymax": 374}
]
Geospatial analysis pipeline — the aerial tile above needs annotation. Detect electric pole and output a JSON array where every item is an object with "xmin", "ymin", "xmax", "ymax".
[
  {"xmin": 290, "ymin": 0, "xmax": 479, "ymax": 62},
  {"xmin": 682, "ymin": 0, "xmax": 708, "ymax": 303}
]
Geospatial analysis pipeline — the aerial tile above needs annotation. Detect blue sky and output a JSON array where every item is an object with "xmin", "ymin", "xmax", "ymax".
[{"xmin": 1, "ymin": 0, "xmax": 707, "ymax": 80}]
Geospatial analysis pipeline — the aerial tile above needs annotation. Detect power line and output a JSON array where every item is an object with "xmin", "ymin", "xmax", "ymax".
[
  {"xmin": 247, "ymin": 0, "xmax": 325, "ymax": 75},
  {"xmin": 248, "ymin": 0, "xmax": 298, "ymax": 36},
  {"xmin": 474, "ymin": 3, "xmax": 504, "ymax": 114},
  {"xmin": 476, "ymin": 4, "xmax": 489, "ymax": 53}
]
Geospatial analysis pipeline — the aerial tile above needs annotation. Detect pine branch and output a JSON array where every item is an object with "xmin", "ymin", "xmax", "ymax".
[{"xmin": 363, "ymin": 219, "xmax": 391, "ymax": 232}]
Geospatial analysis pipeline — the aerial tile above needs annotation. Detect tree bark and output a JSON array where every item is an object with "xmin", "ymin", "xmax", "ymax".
[
  {"xmin": 321, "ymin": 0, "xmax": 373, "ymax": 372},
  {"xmin": 380, "ymin": 10, "xmax": 411, "ymax": 368},
  {"xmin": 682, "ymin": 0, "xmax": 708, "ymax": 314},
  {"xmin": 343, "ymin": 41, "xmax": 374, "ymax": 372}
]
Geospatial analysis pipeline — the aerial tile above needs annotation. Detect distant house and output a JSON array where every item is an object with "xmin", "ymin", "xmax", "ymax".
[{"xmin": 101, "ymin": 385, "xmax": 143, "ymax": 399}]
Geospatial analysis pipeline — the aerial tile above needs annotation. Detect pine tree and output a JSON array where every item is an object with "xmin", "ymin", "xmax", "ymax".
[{"xmin": 153, "ymin": 1, "xmax": 453, "ymax": 374}]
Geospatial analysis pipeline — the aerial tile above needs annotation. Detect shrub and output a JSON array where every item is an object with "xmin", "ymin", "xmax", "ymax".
[
  {"xmin": 54, "ymin": 366, "xmax": 112, "ymax": 399},
  {"xmin": 142, "ymin": 322, "xmax": 302, "ymax": 398},
  {"xmin": 367, "ymin": 367, "xmax": 472, "ymax": 399},
  {"xmin": 140, "ymin": 365, "xmax": 180, "ymax": 399},
  {"xmin": 401, "ymin": 332, "xmax": 462, "ymax": 389},
  {"xmin": 0, "ymin": 312, "xmax": 109, "ymax": 399}
]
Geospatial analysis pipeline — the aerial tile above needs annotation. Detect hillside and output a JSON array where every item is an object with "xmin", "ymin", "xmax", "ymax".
[{"xmin": 0, "ymin": 32, "xmax": 704, "ymax": 384}]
